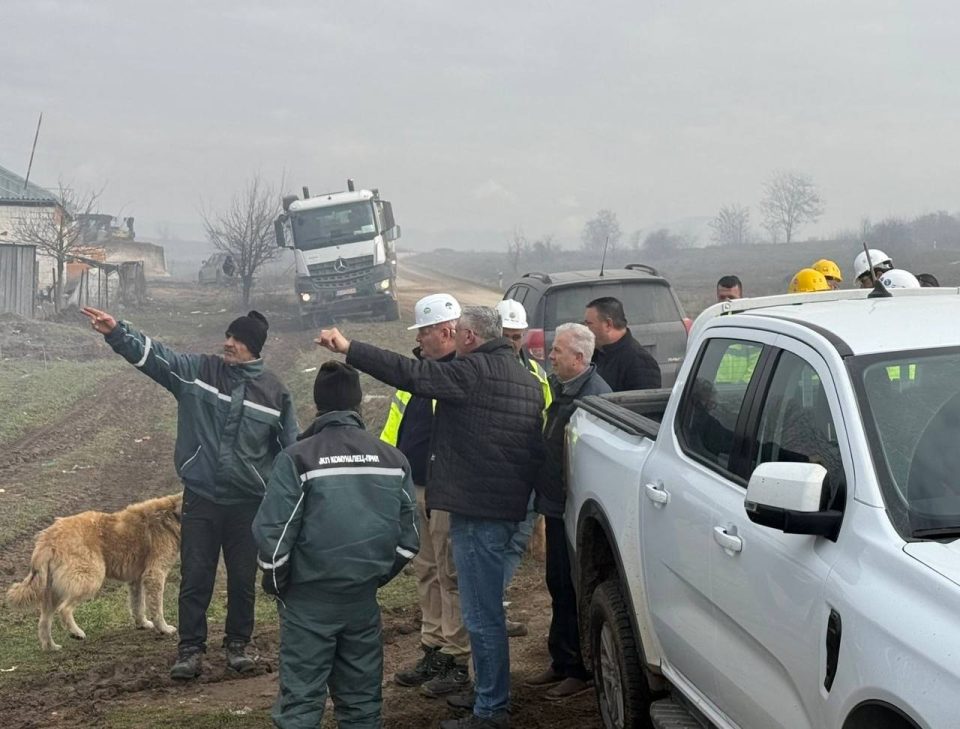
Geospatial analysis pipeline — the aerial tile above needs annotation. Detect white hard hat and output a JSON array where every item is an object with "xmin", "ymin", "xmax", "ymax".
[
  {"xmin": 407, "ymin": 293, "xmax": 462, "ymax": 330},
  {"xmin": 879, "ymin": 269, "xmax": 920, "ymax": 289},
  {"xmin": 495, "ymin": 299, "xmax": 529, "ymax": 330},
  {"xmin": 853, "ymin": 249, "xmax": 893, "ymax": 280}
]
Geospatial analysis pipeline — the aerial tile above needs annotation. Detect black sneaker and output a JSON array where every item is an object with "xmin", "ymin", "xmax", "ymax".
[
  {"xmin": 170, "ymin": 647, "xmax": 203, "ymax": 680},
  {"xmin": 421, "ymin": 657, "xmax": 471, "ymax": 698},
  {"xmin": 395, "ymin": 645, "xmax": 443, "ymax": 687},
  {"xmin": 224, "ymin": 639, "xmax": 256, "ymax": 673}
]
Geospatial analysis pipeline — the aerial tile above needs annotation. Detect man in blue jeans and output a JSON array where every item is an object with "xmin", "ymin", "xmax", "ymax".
[{"xmin": 317, "ymin": 306, "xmax": 544, "ymax": 729}]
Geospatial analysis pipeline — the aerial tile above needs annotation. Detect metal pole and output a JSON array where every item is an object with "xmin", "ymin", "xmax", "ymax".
[{"xmin": 23, "ymin": 112, "xmax": 43, "ymax": 190}]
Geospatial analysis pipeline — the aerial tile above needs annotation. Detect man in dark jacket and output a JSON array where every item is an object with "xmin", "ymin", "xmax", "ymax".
[
  {"xmin": 253, "ymin": 362, "xmax": 419, "ymax": 729},
  {"xmin": 584, "ymin": 296, "xmax": 661, "ymax": 392},
  {"xmin": 317, "ymin": 306, "xmax": 544, "ymax": 729},
  {"xmin": 81, "ymin": 306, "xmax": 298, "ymax": 680},
  {"xmin": 527, "ymin": 323, "xmax": 611, "ymax": 701},
  {"xmin": 381, "ymin": 294, "xmax": 472, "ymax": 698}
]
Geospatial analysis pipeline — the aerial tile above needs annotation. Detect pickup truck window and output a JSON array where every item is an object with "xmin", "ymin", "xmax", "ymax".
[
  {"xmin": 677, "ymin": 338, "xmax": 763, "ymax": 475},
  {"xmin": 750, "ymin": 350, "xmax": 845, "ymax": 497},
  {"xmin": 855, "ymin": 347, "xmax": 960, "ymax": 538}
]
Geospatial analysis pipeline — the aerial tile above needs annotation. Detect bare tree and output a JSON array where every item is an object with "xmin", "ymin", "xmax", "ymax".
[
  {"xmin": 14, "ymin": 181, "xmax": 101, "ymax": 313},
  {"xmin": 531, "ymin": 234, "xmax": 558, "ymax": 264},
  {"xmin": 507, "ymin": 226, "xmax": 528, "ymax": 272},
  {"xmin": 759, "ymin": 171, "xmax": 824, "ymax": 244},
  {"xmin": 709, "ymin": 204, "xmax": 751, "ymax": 246},
  {"xmin": 201, "ymin": 174, "xmax": 282, "ymax": 305},
  {"xmin": 581, "ymin": 209, "xmax": 622, "ymax": 253}
]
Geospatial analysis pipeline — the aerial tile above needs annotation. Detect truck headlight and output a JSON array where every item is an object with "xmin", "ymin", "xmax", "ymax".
[
  {"xmin": 299, "ymin": 292, "xmax": 312, "ymax": 302},
  {"xmin": 377, "ymin": 279, "xmax": 391, "ymax": 291}
]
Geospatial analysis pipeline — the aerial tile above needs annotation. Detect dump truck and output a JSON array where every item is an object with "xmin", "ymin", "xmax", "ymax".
[{"xmin": 274, "ymin": 180, "xmax": 400, "ymax": 326}]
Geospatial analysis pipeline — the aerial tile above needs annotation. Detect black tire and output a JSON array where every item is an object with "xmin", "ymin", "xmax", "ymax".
[
  {"xmin": 382, "ymin": 299, "xmax": 400, "ymax": 322},
  {"xmin": 589, "ymin": 579, "xmax": 653, "ymax": 729}
]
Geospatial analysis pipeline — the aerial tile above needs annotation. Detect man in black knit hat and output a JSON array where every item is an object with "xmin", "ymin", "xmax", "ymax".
[
  {"xmin": 254, "ymin": 361, "xmax": 418, "ymax": 729},
  {"xmin": 82, "ymin": 306, "xmax": 298, "ymax": 680}
]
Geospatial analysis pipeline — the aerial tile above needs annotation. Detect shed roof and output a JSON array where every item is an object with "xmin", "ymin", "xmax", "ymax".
[{"xmin": 0, "ymin": 163, "xmax": 57, "ymax": 204}]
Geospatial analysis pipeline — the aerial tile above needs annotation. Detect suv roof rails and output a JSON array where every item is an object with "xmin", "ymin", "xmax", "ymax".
[
  {"xmin": 522, "ymin": 271, "xmax": 552, "ymax": 284},
  {"xmin": 625, "ymin": 263, "xmax": 659, "ymax": 276}
]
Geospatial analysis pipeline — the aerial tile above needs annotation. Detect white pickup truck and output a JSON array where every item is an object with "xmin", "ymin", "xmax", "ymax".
[{"xmin": 566, "ymin": 289, "xmax": 960, "ymax": 729}]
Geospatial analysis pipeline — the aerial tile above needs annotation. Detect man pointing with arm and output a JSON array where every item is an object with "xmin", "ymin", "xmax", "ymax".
[
  {"xmin": 317, "ymin": 307, "xmax": 544, "ymax": 729},
  {"xmin": 82, "ymin": 305, "xmax": 297, "ymax": 680}
]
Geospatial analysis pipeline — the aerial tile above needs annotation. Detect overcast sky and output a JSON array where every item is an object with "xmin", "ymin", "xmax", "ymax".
[{"xmin": 3, "ymin": 0, "xmax": 959, "ymax": 249}]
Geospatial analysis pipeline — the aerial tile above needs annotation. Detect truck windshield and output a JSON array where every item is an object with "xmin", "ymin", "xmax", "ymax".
[
  {"xmin": 853, "ymin": 347, "xmax": 960, "ymax": 538},
  {"xmin": 291, "ymin": 202, "xmax": 377, "ymax": 250}
]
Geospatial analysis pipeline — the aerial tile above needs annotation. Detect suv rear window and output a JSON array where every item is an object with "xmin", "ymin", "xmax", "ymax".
[{"xmin": 544, "ymin": 282, "xmax": 681, "ymax": 330}]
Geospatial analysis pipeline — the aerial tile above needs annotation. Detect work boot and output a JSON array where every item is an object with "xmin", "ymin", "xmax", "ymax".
[
  {"xmin": 446, "ymin": 690, "xmax": 475, "ymax": 711},
  {"xmin": 224, "ymin": 639, "xmax": 256, "ymax": 673},
  {"xmin": 421, "ymin": 655, "xmax": 471, "ymax": 697},
  {"xmin": 544, "ymin": 677, "xmax": 593, "ymax": 700},
  {"xmin": 524, "ymin": 666, "xmax": 563, "ymax": 687},
  {"xmin": 395, "ymin": 644, "xmax": 443, "ymax": 687},
  {"xmin": 439, "ymin": 712, "xmax": 510, "ymax": 729},
  {"xmin": 170, "ymin": 647, "xmax": 203, "ymax": 680}
]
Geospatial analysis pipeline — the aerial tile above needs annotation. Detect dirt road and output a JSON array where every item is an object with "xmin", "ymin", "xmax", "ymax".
[{"xmin": 0, "ymin": 267, "xmax": 602, "ymax": 729}]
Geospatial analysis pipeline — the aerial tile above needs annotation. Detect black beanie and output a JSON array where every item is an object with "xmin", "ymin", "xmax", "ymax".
[
  {"xmin": 226, "ymin": 311, "xmax": 269, "ymax": 357},
  {"xmin": 314, "ymin": 360, "xmax": 363, "ymax": 414}
]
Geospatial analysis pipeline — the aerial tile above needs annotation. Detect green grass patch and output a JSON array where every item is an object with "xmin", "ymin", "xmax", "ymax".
[
  {"xmin": 0, "ymin": 359, "xmax": 122, "ymax": 444},
  {"xmin": 377, "ymin": 572, "xmax": 418, "ymax": 612},
  {"xmin": 104, "ymin": 706, "xmax": 272, "ymax": 729}
]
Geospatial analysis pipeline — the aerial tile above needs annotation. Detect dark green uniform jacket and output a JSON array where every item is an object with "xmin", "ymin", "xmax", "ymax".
[
  {"xmin": 104, "ymin": 321, "xmax": 298, "ymax": 504},
  {"xmin": 252, "ymin": 411, "xmax": 419, "ymax": 600}
]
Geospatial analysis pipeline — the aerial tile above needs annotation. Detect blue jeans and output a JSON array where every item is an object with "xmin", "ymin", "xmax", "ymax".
[
  {"xmin": 502, "ymin": 493, "xmax": 537, "ymax": 592},
  {"xmin": 449, "ymin": 514, "xmax": 516, "ymax": 719}
]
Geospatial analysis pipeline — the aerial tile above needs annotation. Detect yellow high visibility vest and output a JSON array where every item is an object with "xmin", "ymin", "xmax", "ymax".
[{"xmin": 715, "ymin": 344, "xmax": 760, "ymax": 384}]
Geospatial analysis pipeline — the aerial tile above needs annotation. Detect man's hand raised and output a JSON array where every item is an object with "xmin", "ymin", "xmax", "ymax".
[
  {"xmin": 315, "ymin": 328, "xmax": 351, "ymax": 355},
  {"xmin": 81, "ymin": 306, "xmax": 118, "ymax": 335}
]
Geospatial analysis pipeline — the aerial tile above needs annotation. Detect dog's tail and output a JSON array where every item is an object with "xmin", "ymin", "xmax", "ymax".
[{"xmin": 6, "ymin": 556, "xmax": 50, "ymax": 608}]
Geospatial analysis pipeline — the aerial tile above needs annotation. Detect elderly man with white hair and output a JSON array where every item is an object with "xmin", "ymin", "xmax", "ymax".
[{"xmin": 526, "ymin": 322, "xmax": 611, "ymax": 701}]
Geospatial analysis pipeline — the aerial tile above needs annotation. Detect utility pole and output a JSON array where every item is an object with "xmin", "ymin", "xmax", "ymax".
[{"xmin": 23, "ymin": 112, "xmax": 43, "ymax": 190}]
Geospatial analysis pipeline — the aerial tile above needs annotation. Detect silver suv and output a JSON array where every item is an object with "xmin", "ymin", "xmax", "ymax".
[{"xmin": 502, "ymin": 264, "xmax": 689, "ymax": 386}]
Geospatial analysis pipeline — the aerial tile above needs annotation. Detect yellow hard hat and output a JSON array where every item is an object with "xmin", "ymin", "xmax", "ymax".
[
  {"xmin": 789, "ymin": 268, "xmax": 830, "ymax": 294},
  {"xmin": 812, "ymin": 259, "xmax": 843, "ymax": 282}
]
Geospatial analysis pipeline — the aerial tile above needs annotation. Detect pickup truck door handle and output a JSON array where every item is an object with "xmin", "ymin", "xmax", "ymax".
[
  {"xmin": 644, "ymin": 483, "xmax": 669, "ymax": 506},
  {"xmin": 713, "ymin": 526, "xmax": 743, "ymax": 554}
]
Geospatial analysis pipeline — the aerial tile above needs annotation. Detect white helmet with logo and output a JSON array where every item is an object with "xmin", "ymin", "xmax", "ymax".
[
  {"xmin": 879, "ymin": 269, "xmax": 921, "ymax": 289},
  {"xmin": 853, "ymin": 249, "xmax": 893, "ymax": 281},
  {"xmin": 495, "ymin": 299, "xmax": 529, "ymax": 330},
  {"xmin": 407, "ymin": 293, "xmax": 462, "ymax": 330}
]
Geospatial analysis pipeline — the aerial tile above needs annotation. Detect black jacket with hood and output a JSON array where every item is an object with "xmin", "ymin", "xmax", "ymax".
[{"xmin": 347, "ymin": 337, "xmax": 544, "ymax": 522}]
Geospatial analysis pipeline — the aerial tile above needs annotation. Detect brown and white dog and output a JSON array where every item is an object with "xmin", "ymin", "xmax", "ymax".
[{"xmin": 6, "ymin": 493, "xmax": 182, "ymax": 651}]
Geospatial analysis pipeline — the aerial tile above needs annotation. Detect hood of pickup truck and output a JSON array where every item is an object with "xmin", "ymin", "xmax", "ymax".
[{"xmin": 903, "ymin": 540, "xmax": 960, "ymax": 588}]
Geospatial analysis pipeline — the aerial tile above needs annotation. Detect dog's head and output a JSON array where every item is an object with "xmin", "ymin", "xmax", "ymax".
[{"xmin": 155, "ymin": 493, "xmax": 183, "ymax": 536}]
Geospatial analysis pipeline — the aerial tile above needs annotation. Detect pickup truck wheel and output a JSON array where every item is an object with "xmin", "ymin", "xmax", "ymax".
[{"xmin": 590, "ymin": 579, "xmax": 652, "ymax": 729}]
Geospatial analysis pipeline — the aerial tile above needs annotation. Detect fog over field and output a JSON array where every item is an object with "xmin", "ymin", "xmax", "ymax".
[{"xmin": 2, "ymin": 1, "xmax": 960, "ymax": 251}]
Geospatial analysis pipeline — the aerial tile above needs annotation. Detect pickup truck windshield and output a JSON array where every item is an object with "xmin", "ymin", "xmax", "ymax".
[
  {"xmin": 291, "ymin": 202, "xmax": 377, "ymax": 250},
  {"xmin": 855, "ymin": 347, "xmax": 960, "ymax": 537}
]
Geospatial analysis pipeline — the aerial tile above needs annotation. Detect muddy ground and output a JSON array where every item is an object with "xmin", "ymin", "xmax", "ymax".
[{"xmin": 0, "ymin": 267, "xmax": 602, "ymax": 729}]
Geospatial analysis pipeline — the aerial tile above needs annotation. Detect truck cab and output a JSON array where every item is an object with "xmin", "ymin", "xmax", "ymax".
[
  {"xmin": 567, "ymin": 288, "xmax": 960, "ymax": 729},
  {"xmin": 274, "ymin": 181, "xmax": 400, "ymax": 326}
]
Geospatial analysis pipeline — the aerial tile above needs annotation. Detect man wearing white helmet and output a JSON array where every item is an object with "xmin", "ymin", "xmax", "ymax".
[
  {"xmin": 381, "ymin": 294, "xmax": 472, "ymax": 699},
  {"xmin": 853, "ymin": 249, "xmax": 894, "ymax": 288},
  {"xmin": 494, "ymin": 300, "xmax": 552, "ymax": 641}
]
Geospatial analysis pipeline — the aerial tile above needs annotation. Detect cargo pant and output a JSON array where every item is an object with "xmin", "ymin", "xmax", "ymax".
[
  {"xmin": 413, "ymin": 485, "xmax": 471, "ymax": 658},
  {"xmin": 273, "ymin": 583, "xmax": 383, "ymax": 729}
]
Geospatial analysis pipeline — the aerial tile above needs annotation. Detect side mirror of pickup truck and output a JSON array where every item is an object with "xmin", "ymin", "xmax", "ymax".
[{"xmin": 744, "ymin": 462, "xmax": 843, "ymax": 541}]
